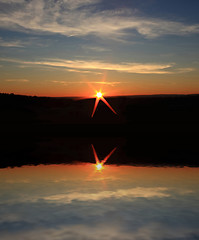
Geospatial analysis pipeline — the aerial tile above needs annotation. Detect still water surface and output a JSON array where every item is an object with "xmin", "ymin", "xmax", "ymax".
[{"xmin": 0, "ymin": 164, "xmax": 199, "ymax": 240}]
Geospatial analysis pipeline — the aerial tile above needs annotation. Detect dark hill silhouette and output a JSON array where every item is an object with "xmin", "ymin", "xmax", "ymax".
[
  {"xmin": 0, "ymin": 93, "xmax": 199, "ymax": 168},
  {"xmin": 0, "ymin": 93, "xmax": 199, "ymax": 134}
]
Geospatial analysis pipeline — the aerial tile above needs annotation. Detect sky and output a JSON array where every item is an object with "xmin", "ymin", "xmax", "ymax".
[{"xmin": 0, "ymin": 0, "xmax": 199, "ymax": 97}]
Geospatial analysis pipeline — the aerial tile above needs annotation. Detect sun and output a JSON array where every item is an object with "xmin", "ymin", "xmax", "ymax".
[
  {"xmin": 96, "ymin": 91, "xmax": 103, "ymax": 99},
  {"xmin": 91, "ymin": 90, "xmax": 117, "ymax": 117}
]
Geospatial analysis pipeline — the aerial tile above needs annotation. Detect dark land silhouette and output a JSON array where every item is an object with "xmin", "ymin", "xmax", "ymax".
[
  {"xmin": 1, "ymin": 93, "xmax": 199, "ymax": 134},
  {"xmin": 0, "ymin": 93, "xmax": 199, "ymax": 168}
]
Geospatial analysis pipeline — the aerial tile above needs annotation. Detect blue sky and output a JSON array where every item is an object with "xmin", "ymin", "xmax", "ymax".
[{"xmin": 0, "ymin": 0, "xmax": 199, "ymax": 96}]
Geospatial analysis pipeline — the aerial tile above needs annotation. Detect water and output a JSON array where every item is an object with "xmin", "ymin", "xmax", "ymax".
[{"xmin": 0, "ymin": 163, "xmax": 199, "ymax": 240}]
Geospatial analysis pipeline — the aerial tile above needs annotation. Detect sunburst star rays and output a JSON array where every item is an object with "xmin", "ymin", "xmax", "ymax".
[{"xmin": 91, "ymin": 91, "xmax": 117, "ymax": 117}]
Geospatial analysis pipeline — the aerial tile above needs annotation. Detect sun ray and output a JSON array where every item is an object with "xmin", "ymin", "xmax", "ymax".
[
  {"xmin": 101, "ymin": 96, "xmax": 117, "ymax": 115},
  {"xmin": 91, "ymin": 91, "xmax": 117, "ymax": 117},
  {"xmin": 91, "ymin": 97, "xmax": 100, "ymax": 118}
]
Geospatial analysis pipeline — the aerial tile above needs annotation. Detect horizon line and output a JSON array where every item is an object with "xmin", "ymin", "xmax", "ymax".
[{"xmin": 1, "ymin": 92, "xmax": 199, "ymax": 99}]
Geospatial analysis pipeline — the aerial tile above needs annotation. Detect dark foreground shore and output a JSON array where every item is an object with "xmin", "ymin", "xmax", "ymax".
[
  {"xmin": 0, "ymin": 93, "xmax": 199, "ymax": 168},
  {"xmin": 0, "ymin": 133, "xmax": 199, "ymax": 168},
  {"xmin": 1, "ymin": 93, "xmax": 199, "ymax": 134}
]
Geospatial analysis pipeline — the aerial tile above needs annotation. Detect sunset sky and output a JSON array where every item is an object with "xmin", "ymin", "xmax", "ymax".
[{"xmin": 0, "ymin": 0, "xmax": 199, "ymax": 97}]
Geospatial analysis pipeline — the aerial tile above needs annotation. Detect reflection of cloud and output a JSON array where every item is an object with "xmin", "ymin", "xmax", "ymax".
[
  {"xmin": 5, "ymin": 179, "xmax": 30, "ymax": 184},
  {"xmin": 134, "ymin": 223, "xmax": 199, "ymax": 240},
  {"xmin": 86, "ymin": 175, "xmax": 119, "ymax": 182},
  {"xmin": 1, "ymin": 222, "xmax": 199, "ymax": 240},
  {"xmin": 0, "ymin": 0, "xmax": 199, "ymax": 40},
  {"xmin": 0, "ymin": 185, "xmax": 198, "ymax": 240},
  {"xmin": 43, "ymin": 187, "xmax": 169, "ymax": 203}
]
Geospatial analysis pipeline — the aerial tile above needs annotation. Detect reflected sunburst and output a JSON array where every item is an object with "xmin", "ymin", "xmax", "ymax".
[{"xmin": 91, "ymin": 144, "xmax": 117, "ymax": 171}]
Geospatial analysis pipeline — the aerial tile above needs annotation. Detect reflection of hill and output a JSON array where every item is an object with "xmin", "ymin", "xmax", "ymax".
[
  {"xmin": 0, "ymin": 133, "xmax": 199, "ymax": 168},
  {"xmin": 1, "ymin": 93, "xmax": 199, "ymax": 133},
  {"xmin": 0, "ymin": 93, "xmax": 199, "ymax": 168}
]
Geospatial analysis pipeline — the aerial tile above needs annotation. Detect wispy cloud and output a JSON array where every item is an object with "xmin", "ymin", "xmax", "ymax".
[
  {"xmin": 51, "ymin": 80, "xmax": 121, "ymax": 86},
  {"xmin": 0, "ymin": 37, "xmax": 25, "ymax": 47},
  {"xmin": 67, "ymin": 68, "xmax": 102, "ymax": 75},
  {"xmin": 0, "ymin": 37, "xmax": 49, "ymax": 48},
  {"xmin": 0, "ymin": 57, "xmax": 193, "ymax": 74},
  {"xmin": 92, "ymin": 81, "xmax": 121, "ymax": 86},
  {"xmin": 0, "ymin": 0, "xmax": 24, "ymax": 3},
  {"xmin": 83, "ymin": 45, "xmax": 111, "ymax": 52},
  {"xmin": 174, "ymin": 68, "xmax": 195, "ymax": 74},
  {"xmin": 51, "ymin": 80, "xmax": 68, "ymax": 85},
  {"xmin": 61, "ymin": 0, "xmax": 100, "ymax": 10},
  {"xmin": 0, "ymin": 0, "xmax": 198, "ymax": 40},
  {"xmin": 4, "ymin": 78, "xmax": 29, "ymax": 82}
]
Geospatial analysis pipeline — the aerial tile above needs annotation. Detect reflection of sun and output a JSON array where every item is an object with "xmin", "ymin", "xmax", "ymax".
[
  {"xmin": 92, "ymin": 145, "xmax": 117, "ymax": 172},
  {"xmin": 96, "ymin": 163, "xmax": 103, "ymax": 171}
]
